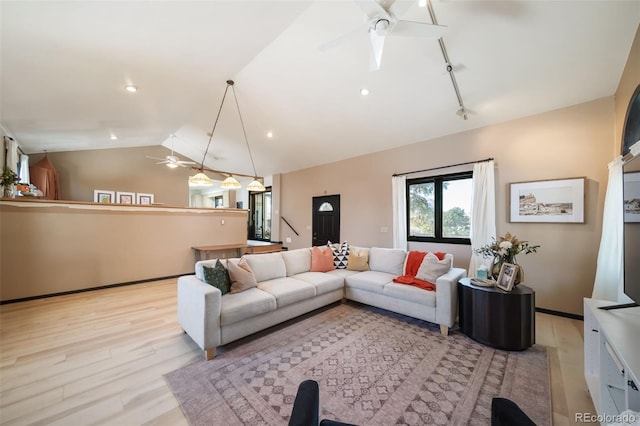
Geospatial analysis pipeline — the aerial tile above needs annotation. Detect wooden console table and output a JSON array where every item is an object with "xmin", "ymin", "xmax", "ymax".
[
  {"xmin": 192, "ymin": 244, "xmax": 246, "ymax": 261},
  {"xmin": 458, "ymin": 278, "xmax": 535, "ymax": 351}
]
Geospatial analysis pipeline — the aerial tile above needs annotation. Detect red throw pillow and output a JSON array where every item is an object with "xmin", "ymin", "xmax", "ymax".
[{"xmin": 310, "ymin": 246, "xmax": 336, "ymax": 272}]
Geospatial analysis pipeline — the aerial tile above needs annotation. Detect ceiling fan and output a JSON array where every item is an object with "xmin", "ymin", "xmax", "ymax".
[
  {"xmin": 320, "ymin": 0, "xmax": 447, "ymax": 71},
  {"xmin": 146, "ymin": 134, "xmax": 196, "ymax": 169}
]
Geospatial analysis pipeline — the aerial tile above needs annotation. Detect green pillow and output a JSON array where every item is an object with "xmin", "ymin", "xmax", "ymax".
[{"xmin": 202, "ymin": 260, "xmax": 231, "ymax": 295}]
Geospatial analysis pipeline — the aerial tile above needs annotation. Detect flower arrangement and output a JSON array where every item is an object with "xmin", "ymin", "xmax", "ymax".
[
  {"xmin": 0, "ymin": 166, "xmax": 20, "ymax": 187},
  {"xmin": 474, "ymin": 232, "xmax": 540, "ymax": 262}
]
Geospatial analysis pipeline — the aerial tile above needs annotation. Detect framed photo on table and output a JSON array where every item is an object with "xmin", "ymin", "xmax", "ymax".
[
  {"xmin": 136, "ymin": 193, "xmax": 154, "ymax": 205},
  {"xmin": 496, "ymin": 263, "xmax": 518, "ymax": 292}
]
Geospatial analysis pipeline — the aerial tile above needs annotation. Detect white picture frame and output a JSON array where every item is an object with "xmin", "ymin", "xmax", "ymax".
[
  {"xmin": 136, "ymin": 193, "xmax": 154, "ymax": 205},
  {"xmin": 116, "ymin": 191, "xmax": 135, "ymax": 204},
  {"xmin": 93, "ymin": 190, "xmax": 115, "ymax": 204},
  {"xmin": 496, "ymin": 263, "xmax": 518, "ymax": 292},
  {"xmin": 510, "ymin": 177, "xmax": 585, "ymax": 223}
]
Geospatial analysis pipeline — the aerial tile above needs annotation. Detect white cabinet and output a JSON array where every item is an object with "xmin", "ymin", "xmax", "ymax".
[{"xmin": 584, "ymin": 298, "xmax": 640, "ymax": 423}]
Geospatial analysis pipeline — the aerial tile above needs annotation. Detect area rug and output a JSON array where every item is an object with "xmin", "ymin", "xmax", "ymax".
[{"xmin": 165, "ymin": 302, "xmax": 550, "ymax": 426}]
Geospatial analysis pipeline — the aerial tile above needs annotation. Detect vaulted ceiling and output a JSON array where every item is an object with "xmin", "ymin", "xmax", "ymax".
[{"xmin": 1, "ymin": 1, "xmax": 639, "ymax": 177}]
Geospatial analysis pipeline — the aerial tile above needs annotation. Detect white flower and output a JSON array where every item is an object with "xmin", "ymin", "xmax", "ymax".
[{"xmin": 499, "ymin": 241, "xmax": 513, "ymax": 250}]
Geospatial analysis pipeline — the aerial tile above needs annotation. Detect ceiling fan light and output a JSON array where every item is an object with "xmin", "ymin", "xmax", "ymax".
[
  {"xmin": 246, "ymin": 179, "xmax": 266, "ymax": 192},
  {"xmin": 220, "ymin": 176, "xmax": 242, "ymax": 189},
  {"xmin": 189, "ymin": 172, "xmax": 214, "ymax": 186},
  {"xmin": 166, "ymin": 162, "xmax": 179, "ymax": 169}
]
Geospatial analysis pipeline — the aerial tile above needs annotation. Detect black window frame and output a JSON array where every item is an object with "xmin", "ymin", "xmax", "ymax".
[{"xmin": 406, "ymin": 171, "xmax": 472, "ymax": 245}]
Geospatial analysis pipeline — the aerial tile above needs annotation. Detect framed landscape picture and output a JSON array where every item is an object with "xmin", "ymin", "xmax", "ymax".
[
  {"xmin": 624, "ymin": 172, "xmax": 640, "ymax": 223},
  {"xmin": 93, "ymin": 190, "xmax": 115, "ymax": 204},
  {"xmin": 510, "ymin": 177, "xmax": 585, "ymax": 223},
  {"xmin": 116, "ymin": 191, "xmax": 135, "ymax": 204},
  {"xmin": 136, "ymin": 193, "xmax": 154, "ymax": 205}
]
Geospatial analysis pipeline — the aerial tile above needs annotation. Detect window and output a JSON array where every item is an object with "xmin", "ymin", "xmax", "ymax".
[{"xmin": 407, "ymin": 171, "xmax": 472, "ymax": 244}]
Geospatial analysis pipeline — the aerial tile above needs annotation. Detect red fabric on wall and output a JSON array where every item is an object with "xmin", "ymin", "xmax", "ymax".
[{"xmin": 29, "ymin": 156, "xmax": 60, "ymax": 200}]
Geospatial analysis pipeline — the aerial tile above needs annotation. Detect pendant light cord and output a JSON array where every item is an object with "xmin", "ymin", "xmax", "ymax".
[
  {"xmin": 200, "ymin": 82, "xmax": 231, "ymax": 170},
  {"xmin": 230, "ymin": 84, "xmax": 259, "ymax": 179}
]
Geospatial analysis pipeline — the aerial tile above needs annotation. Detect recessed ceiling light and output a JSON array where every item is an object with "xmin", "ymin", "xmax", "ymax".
[
  {"xmin": 124, "ymin": 85, "xmax": 138, "ymax": 93},
  {"xmin": 266, "ymin": 131, "xmax": 273, "ymax": 138},
  {"xmin": 110, "ymin": 134, "xmax": 118, "ymax": 140},
  {"xmin": 418, "ymin": 0, "xmax": 427, "ymax": 7},
  {"xmin": 360, "ymin": 88, "xmax": 370, "ymax": 96}
]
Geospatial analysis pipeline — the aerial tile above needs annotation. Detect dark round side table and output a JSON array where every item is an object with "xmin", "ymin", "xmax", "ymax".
[{"xmin": 457, "ymin": 277, "xmax": 535, "ymax": 351}]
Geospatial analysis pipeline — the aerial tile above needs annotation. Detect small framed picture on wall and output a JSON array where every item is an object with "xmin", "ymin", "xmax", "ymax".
[
  {"xmin": 116, "ymin": 191, "xmax": 135, "ymax": 204},
  {"xmin": 93, "ymin": 190, "xmax": 115, "ymax": 204},
  {"xmin": 136, "ymin": 193, "xmax": 154, "ymax": 205}
]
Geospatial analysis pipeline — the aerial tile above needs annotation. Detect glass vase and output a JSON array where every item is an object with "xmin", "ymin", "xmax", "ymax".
[
  {"xmin": 491, "ymin": 256, "xmax": 524, "ymax": 285},
  {"xmin": 2, "ymin": 184, "xmax": 15, "ymax": 198}
]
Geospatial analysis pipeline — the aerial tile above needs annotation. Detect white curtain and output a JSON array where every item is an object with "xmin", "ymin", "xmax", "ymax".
[
  {"xmin": 18, "ymin": 154, "xmax": 30, "ymax": 184},
  {"xmin": 6, "ymin": 139, "xmax": 18, "ymax": 173},
  {"xmin": 592, "ymin": 156, "xmax": 625, "ymax": 302},
  {"xmin": 468, "ymin": 160, "xmax": 496, "ymax": 275},
  {"xmin": 392, "ymin": 175, "xmax": 407, "ymax": 250}
]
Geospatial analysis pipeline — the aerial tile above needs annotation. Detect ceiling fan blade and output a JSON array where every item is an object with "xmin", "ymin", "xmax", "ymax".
[
  {"xmin": 392, "ymin": 20, "xmax": 446, "ymax": 38},
  {"xmin": 369, "ymin": 30, "xmax": 386, "ymax": 71},
  {"xmin": 178, "ymin": 160, "xmax": 196, "ymax": 165},
  {"xmin": 388, "ymin": 0, "xmax": 412, "ymax": 18},
  {"xmin": 156, "ymin": 160, "xmax": 169, "ymax": 165},
  {"xmin": 355, "ymin": 0, "xmax": 387, "ymax": 18},
  {"xmin": 146, "ymin": 155, "xmax": 167, "ymax": 161}
]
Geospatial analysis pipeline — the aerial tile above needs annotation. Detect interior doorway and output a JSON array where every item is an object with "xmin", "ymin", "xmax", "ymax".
[
  {"xmin": 249, "ymin": 188, "xmax": 272, "ymax": 241},
  {"xmin": 312, "ymin": 194, "xmax": 340, "ymax": 246}
]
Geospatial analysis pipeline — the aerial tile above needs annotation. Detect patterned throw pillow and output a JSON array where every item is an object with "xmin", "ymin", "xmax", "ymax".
[
  {"xmin": 328, "ymin": 240, "xmax": 349, "ymax": 269},
  {"xmin": 202, "ymin": 259, "xmax": 231, "ymax": 295}
]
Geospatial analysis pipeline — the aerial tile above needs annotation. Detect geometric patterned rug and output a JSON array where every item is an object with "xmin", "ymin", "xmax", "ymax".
[{"xmin": 165, "ymin": 302, "xmax": 550, "ymax": 426}]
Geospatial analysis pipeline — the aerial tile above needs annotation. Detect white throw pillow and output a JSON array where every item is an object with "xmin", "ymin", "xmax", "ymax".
[{"xmin": 416, "ymin": 253, "xmax": 452, "ymax": 284}]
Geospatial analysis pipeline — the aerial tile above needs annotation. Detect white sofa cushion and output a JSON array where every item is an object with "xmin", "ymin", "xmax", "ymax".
[
  {"xmin": 383, "ymin": 282, "xmax": 437, "ymax": 307},
  {"xmin": 326, "ymin": 269, "xmax": 360, "ymax": 279},
  {"xmin": 281, "ymin": 248, "xmax": 311, "ymax": 276},
  {"xmin": 243, "ymin": 253, "xmax": 287, "ymax": 283},
  {"xmin": 220, "ymin": 288, "xmax": 277, "ymax": 326},
  {"xmin": 292, "ymin": 272, "xmax": 344, "ymax": 295},
  {"xmin": 258, "ymin": 277, "xmax": 317, "ymax": 308},
  {"xmin": 368, "ymin": 248, "xmax": 406, "ymax": 275},
  {"xmin": 345, "ymin": 271, "xmax": 396, "ymax": 294}
]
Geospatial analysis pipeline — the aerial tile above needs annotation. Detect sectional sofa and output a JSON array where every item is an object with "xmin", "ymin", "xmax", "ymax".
[{"xmin": 177, "ymin": 246, "xmax": 466, "ymax": 360}]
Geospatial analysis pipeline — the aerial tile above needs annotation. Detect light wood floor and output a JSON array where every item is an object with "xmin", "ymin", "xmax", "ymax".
[{"xmin": 0, "ymin": 279, "xmax": 594, "ymax": 425}]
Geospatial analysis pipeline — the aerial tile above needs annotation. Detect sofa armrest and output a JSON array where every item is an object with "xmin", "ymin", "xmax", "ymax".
[
  {"xmin": 435, "ymin": 267, "xmax": 466, "ymax": 328},
  {"xmin": 177, "ymin": 275, "xmax": 222, "ymax": 352}
]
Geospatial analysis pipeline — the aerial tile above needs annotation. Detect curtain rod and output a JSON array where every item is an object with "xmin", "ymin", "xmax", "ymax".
[{"xmin": 392, "ymin": 157, "xmax": 494, "ymax": 177}]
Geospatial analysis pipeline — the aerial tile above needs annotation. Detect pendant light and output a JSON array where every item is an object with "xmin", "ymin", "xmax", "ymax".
[{"xmin": 190, "ymin": 80, "xmax": 265, "ymax": 192}]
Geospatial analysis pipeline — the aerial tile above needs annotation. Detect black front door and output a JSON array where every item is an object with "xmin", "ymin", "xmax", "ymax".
[{"xmin": 312, "ymin": 195, "xmax": 340, "ymax": 246}]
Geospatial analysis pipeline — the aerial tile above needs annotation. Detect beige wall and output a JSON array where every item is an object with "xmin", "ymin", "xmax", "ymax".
[
  {"xmin": 28, "ymin": 146, "xmax": 196, "ymax": 206},
  {"xmin": 280, "ymin": 98, "xmax": 614, "ymax": 316},
  {"xmin": 1, "ymin": 200, "xmax": 248, "ymax": 301},
  {"xmin": 278, "ymin": 25, "xmax": 640, "ymax": 317}
]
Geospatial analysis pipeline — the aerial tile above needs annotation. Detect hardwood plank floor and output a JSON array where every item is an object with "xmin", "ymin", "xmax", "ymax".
[{"xmin": 0, "ymin": 280, "xmax": 594, "ymax": 425}]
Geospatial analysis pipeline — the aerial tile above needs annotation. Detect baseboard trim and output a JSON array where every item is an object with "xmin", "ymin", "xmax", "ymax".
[
  {"xmin": 535, "ymin": 307, "xmax": 583, "ymax": 321},
  {"xmin": 0, "ymin": 274, "xmax": 188, "ymax": 305}
]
